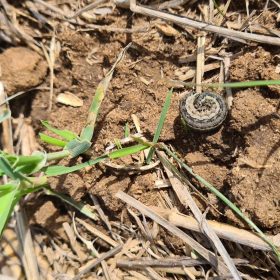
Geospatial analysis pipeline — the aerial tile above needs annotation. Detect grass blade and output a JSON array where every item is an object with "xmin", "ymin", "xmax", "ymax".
[
  {"xmin": 0, "ymin": 155, "xmax": 25, "ymax": 180},
  {"xmin": 0, "ymin": 184, "xmax": 18, "ymax": 236},
  {"xmin": 44, "ymin": 188, "xmax": 98, "ymax": 221},
  {"xmin": 108, "ymin": 144, "xmax": 149, "ymax": 159},
  {"xmin": 45, "ymin": 143, "xmax": 149, "ymax": 176},
  {"xmin": 0, "ymin": 109, "xmax": 11, "ymax": 123},
  {"xmin": 41, "ymin": 121, "xmax": 78, "ymax": 141},
  {"xmin": 39, "ymin": 133, "xmax": 67, "ymax": 147},
  {"xmin": 80, "ymin": 43, "xmax": 132, "ymax": 142},
  {"xmin": 45, "ymin": 155, "xmax": 107, "ymax": 176},
  {"xmin": 64, "ymin": 139, "xmax": 92, "ymax": 158},
  {"xmin": 124, "ymin": 123, "xmax": 130, "ymax": 138},
  {"xmin": 146, "ymin": 88, "xmax": 173, "ymax": 163},
  {"xmin": 173, "ymin": 79, "xmax": 280, "ymax": 89}
]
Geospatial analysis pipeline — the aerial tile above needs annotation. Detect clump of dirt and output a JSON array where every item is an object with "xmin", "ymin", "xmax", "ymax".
[
  {"xmin": 0, "ymin": 47, "xmax": 48, "ymax": 95},
  {"xmin": 34, "ymin": 201, "xmax": 60, "ymax": 228}
]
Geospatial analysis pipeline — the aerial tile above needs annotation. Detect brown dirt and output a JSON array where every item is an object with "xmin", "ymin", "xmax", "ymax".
[
  {"xmin": 1, "ymin": 1, "xmax": 280, "ymax": 278},
  {"xmin": 39, "ymin": 34, "xmax": 279, "ymax": 231},
  {"xmin": 3, "ymin": 17, "xmax": 278, "ymax": 231},
  {"xmin": 229, "ymin": 89, "xmax": 280, "ymax": 229}
]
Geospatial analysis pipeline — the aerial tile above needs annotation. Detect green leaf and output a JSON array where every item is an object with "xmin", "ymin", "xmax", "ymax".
[
  {"xmin": 45, "ymin": 143, "xmax": 149, "ymax": 176},
  {"xmin": 0, "ymin": 183, "xmax": 17, "ymax": 194},
  {"xmin": 39, "ymin": 133, "xmax": 67, "ymax": 147},
  {"xmin": 80, "ymin": 126, "xmax": 94, "ymax": 142},
  {"xmin": 108, "ymin": 144, "xmax": 149, "ymax": 159},
  {"xmin": 45, "ymin": 155, "xmax": 107, "ymax": 176},
  {"xmin": 80, "ymin": 43, "xmax": 131, "ymax": 142},
  {"xmin": 178, "ymin": 79, "xmax": 280, "ymax": 89},
  {"xmin": 146, "ymin": 88, "xmax": 173, "ymax": 163},
  {"xmin": 12, "ymin": 152, "xmax": 47, "ymax": 176},
  {"xmin": 28, "ymin": 151, "xmax": 48, "ymax": 174},
  {"xmin": 0, "ymin": 156, "xmax": 23, "ymax": 180},
  {"xmin": 0, "ymin": 184, "xmax": 18, "ymax": 236},
  {"xmin": 41, "ymin": 121, "xmax": 78, "ymax": 141},
  {"xmin": 114, "ymin": 138, "xmax": 122, "ymax": 150},
  {"xmin": 44, "ymin": 188, "xmax": 98, "ymax": 221},
  {"xmin": 65, "ymin": 139, "xmax": 92, "ymax": 158}
]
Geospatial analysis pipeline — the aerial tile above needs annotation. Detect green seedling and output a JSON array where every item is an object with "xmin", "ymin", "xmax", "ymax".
[{"xmin": 0, "ymin": 44, "xmax": 133, "ymax": 237}]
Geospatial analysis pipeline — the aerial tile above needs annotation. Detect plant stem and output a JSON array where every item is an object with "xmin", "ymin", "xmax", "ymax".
[{"xmin": 46, "ymin": 150, "xmax": 70, "ymax": 161}]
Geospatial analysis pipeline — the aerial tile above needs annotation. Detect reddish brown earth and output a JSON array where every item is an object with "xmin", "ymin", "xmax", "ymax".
[
  {"xmin": 1, "ymin": 3, "xmax": 280, "ymax": 277},
  {"xmin": 2, "ymin": 17, "xmax": 279, "ymax": 232}
]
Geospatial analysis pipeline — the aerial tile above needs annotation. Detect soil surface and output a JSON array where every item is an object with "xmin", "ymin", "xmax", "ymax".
[
  {"xmin": 1, "ymin": 1, "xmax": 280, "ymax": 278},
  {"xmin": 2, "ymin": 8, "xmax": 279, "ymax": 230}
]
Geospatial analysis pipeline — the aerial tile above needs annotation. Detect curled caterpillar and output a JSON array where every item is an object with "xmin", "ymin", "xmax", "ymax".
[{"xmin": 180, "ymin": 92, "xmax": 228, "ymax": 131}]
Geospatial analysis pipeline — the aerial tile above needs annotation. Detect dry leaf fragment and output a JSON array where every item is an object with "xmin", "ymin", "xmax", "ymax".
[
  {"xmin": 80, "ymin": 12, "xmax": 97, "ymax": 22},
  {"xmin": 155, "ymin": 22, "xmax": 179, "ymax": 36},
  {"xmin": 56, "ymin": 92, "xmax": 83, "ymax": 107},
  {"xmin": 139, "ymin": 76, "xmax": 152, "ymax": 85},
  {"xmin": 94, "ymin": 7, "xmax": 113, "ymax": 15}
]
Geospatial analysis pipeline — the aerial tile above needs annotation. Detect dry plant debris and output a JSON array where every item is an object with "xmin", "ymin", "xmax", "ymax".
[{"xmin": 0, "ymin": 0, "xmax": 280, "ymax": 279}]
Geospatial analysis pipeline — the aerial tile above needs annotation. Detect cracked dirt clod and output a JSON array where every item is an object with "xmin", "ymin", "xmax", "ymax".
[{"xmin": 0, "ymin": 47, "xmax": 48, "ymax": 95}]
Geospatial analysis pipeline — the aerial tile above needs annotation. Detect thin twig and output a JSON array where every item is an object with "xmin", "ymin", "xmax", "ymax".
[
  {"xmin": 196, "ymin": 34, "xmax": 206, "ymax": 93},
  {"xmin": 129, "ymin": 0, "xmax": 280, "ymax": 46},
  {"xmin": 115, "ymin": 191, "xmax": 229, "ymax": 273},
  {"xmin": 149, "ymin": 207, "xmax": 279, "ymax": 251},
  {"xmin": 77, "ymin": 25, "xmax": 149, "ymax": 33},
  {"xmin": 117, "ymin": 257, "xmax": 208, "ymax": 268},
  {"xmin": 69, "ymin": 0, "xmax": 109, "ymax": 19},
  {"xmin": 72, "ymin": 216, "xmax": 112, "ymax": 280},
  {"xmin": 76, "ymin": 217, "xmax": 119, "ymax": 247},
  {"xmin": 72, "ymin": 244, "xmax": 122, "ymax": 280},
  {"xmin": 158, "ymin": 151, "xmax": 241, "ymax": 280}
]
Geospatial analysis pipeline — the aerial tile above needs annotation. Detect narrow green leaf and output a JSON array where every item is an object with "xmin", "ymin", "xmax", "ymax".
[
  {"xmin": 0, "ymin": 156, "xmax": 22, "ymax": 180},
  {"xmin": 0, "ymin": 185, "xmax": 18, "ymax": 236},
  {"xmin": 44, "ymin": 188, "xmax": 98, "ymax": 221},
  {"xmin": 12, "ymin": 152, "xmax": 46, "ymax": 176},
  {"xmin": 146, "ymin": 88, "xmax": 173, "ymax": 163},
  {"xmin": 45, "ymin": 143, "xmax": 149, "ymax": 176},
  {"xmin": 0, "ymin": 183, "xmax": 17, "ymax": 194},
  {"xmin": 41, "ymin": 121, "xmax": 78, "ymax": 141},
  {"xmin": 39, "ymin": 133, "xmax": 67, "ymax": 147},
  {"xmin": 177, "ymin": 79, "xmax": 280, "ymax": 89},
  {"xmin": 80, "ymin": 43, "xmax": 131, "ymax": 142},
  {"xmin": 45, "ymin": 155, "xmax": 107, "ymax": 176},
  {"xmin": 80, "ymin": 126, "xmax": 94, "ymax": 142},
  {"xmin": 114, "ymin": 138, "xmax": 122, "ymax": 150},
  {"xmin": 108, "ymin": 144, "xmax": 149, "ymax": 159}
]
